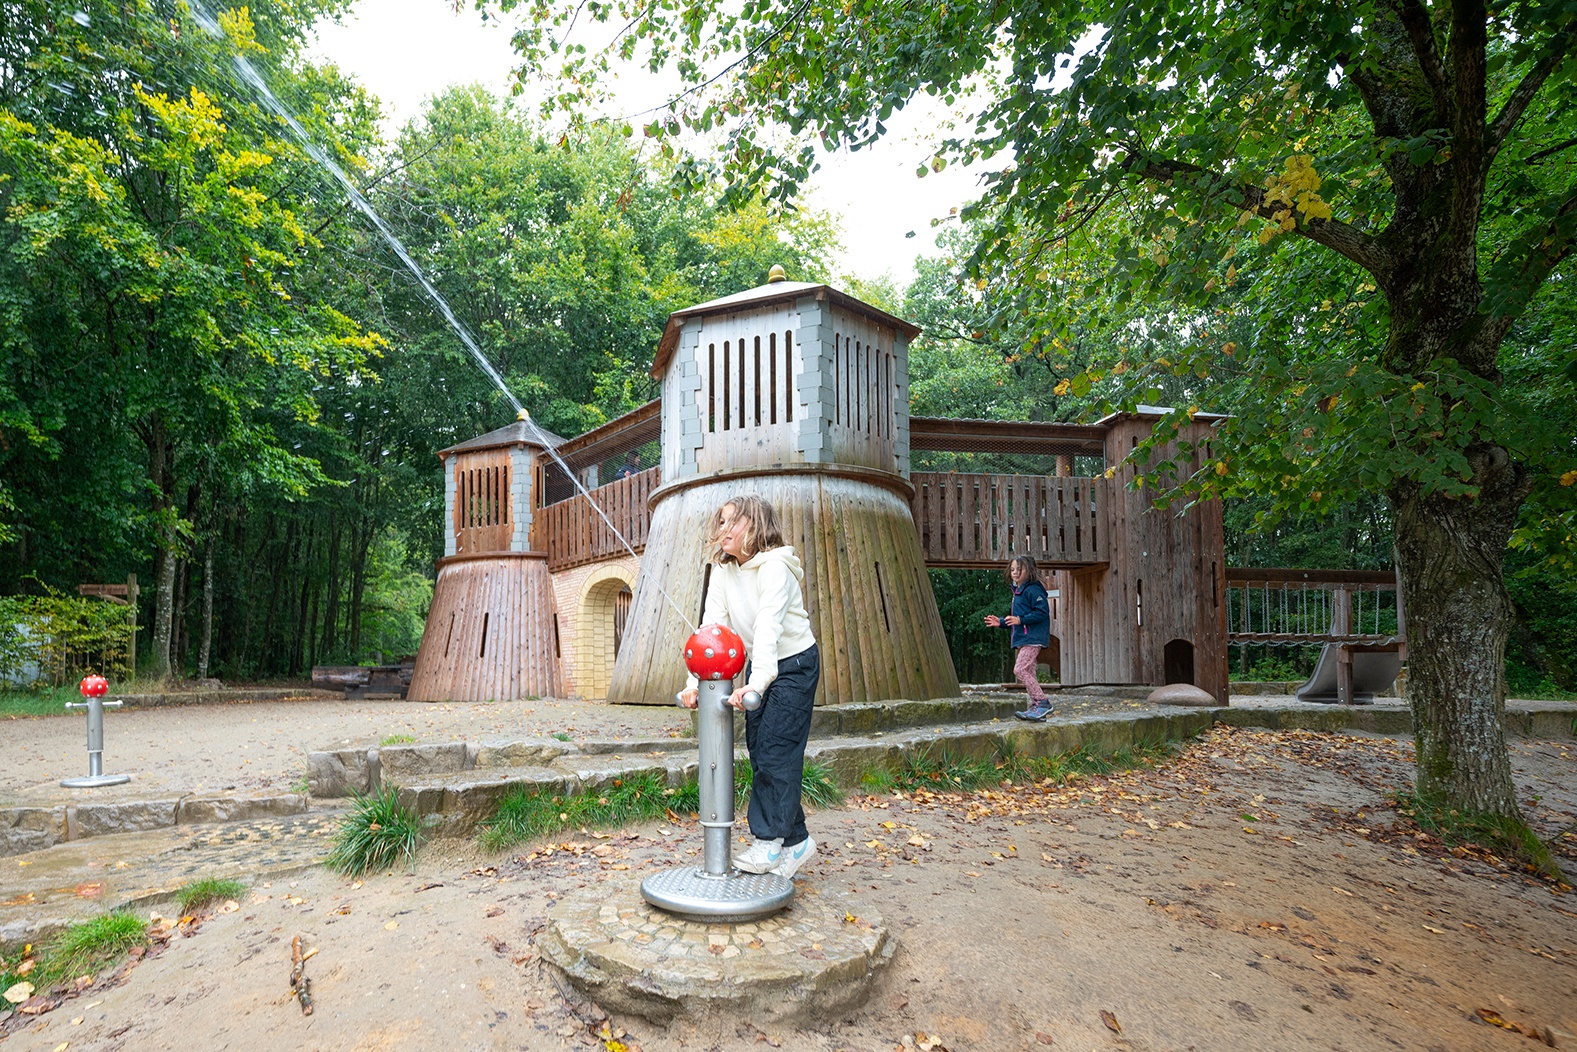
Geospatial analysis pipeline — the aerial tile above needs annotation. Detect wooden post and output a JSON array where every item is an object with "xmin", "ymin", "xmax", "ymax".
[
  {"xmin": 126, "ymin": 573, "xmax": 139, "ymax": 680},
  {"xmin": 1336, "ymin": 644, "xmax": 1353, "ymax": 706},
  {"xmin": 1055, "ymin": 454, "xmax": 1072, "ymax": 478},
  {"xmin": 1331, "ymin": 586, "xmax": 1351, "ymax": 637}
]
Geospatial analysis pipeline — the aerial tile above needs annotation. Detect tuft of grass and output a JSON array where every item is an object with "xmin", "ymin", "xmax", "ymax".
[
  {"xmin": 177, "ymin": 877, "xmax": 247, "ymax": 914},
  {"xmin": 1, "ymin": 913, "xmax": 148, "ymax": 991},
  {"xmin": 1393, "ymin": 790, "xmax": 1566, "ymax": 883},
  {"xmin": 860, "ymin": 738, "xmax": 1181, "ymax": 796},
  {"xmin": 478, "ymin": 760, "xmax": 843, "ymax": 852},
  {"xmin": 379, "ymin": 734, "xmax": 416, "ymax": 746},
  {"xmin": 325, "ymin": 785, "xmax": 423, "ymax": 877},
  {"xmin": 551, "ymin": 731, "xmax": 574, "ymax": 742}
]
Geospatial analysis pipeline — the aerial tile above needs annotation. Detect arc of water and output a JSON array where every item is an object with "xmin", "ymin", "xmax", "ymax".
[{"xmin": 185, "ymin": 0, "xmax": 697, "ymax": 633}]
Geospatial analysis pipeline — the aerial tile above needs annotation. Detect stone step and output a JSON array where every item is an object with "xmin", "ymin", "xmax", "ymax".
[
  {"xmin": 0, "ymin": 791, "xmax": 324, "ymax": 859},
  {"xmin": 0, "ymin": 809, "xmax": 344, "ymax": 944}
]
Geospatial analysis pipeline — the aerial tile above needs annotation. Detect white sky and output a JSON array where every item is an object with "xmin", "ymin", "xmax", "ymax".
[{"xmin": 307, "ymin": 0, "xmax": 986, "ymax": 285}]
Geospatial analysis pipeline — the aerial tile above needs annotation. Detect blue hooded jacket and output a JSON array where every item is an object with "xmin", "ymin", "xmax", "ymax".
[{"xmin": 1000, "ymin": 579, "xmax": 1051, "ymax": 649}]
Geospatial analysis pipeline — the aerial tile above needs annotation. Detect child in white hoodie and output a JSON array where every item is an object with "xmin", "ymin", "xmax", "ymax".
[{"xmin": 678, "ymin": 495, "xmax": 820, "ymax": 879}]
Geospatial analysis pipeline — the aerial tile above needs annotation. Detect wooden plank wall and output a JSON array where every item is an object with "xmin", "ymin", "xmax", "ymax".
[
  {"xmin": 910, "ymin": 473, "xmax": 1109, "ymax": 568},
  {"xmin": 538, "ymin": 467, "xmax": 660, "ymax": 572},
  {"xmin": 406, "ymin": 554, "xmax": 562, "ymax": 701},
  {"xmin": 606, "ymin": 474, "xmax": 960, "ymax": 706},
  {"xmin": 452, "ymin": 449, "xmax": 513, "ymax": 555},
  {"xmin": 692, "ymin": 306, "xmax": 803, "ymax": 474},
  {"xmin": 825, "ymin": 314, "xmax": 901, "ymax": 471}
]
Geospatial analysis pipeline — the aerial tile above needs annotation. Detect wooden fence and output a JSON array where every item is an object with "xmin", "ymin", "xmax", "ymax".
[
  {"xmin": 910, "ymin": 473, "xmax": 1109, "ymax": 568},
  {"xmin": 539, "ymin": 466, "xmax": 660, "ymax": 572},
  {"xmin": 1224, "ymin": 568, "xmax": 1403, "ymax": 644}
]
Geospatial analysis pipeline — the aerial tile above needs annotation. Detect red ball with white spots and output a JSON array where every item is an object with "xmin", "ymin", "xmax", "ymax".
[
  {"xmin": 683, "ymin": 624, "xmax": 747, "ymax": 680},
  {"xmin": 79, "ymin": 674, "xmax": 108, "ymax": 698}
]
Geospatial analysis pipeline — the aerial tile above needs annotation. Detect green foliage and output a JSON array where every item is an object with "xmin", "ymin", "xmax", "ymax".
[
  {"xmin": 379, "ymin": 734, "xmax": 416, "ymax": 746},
  {"xmin": 176, "ymin": 877, "xmax": 247, "ymax": 913},
  {"xmin": 0, "ymin": 912, "xmax": 148, "ymax": 992},
  {"xmin": 862, "ymin": 739, "xmax": 1180, "ymax": 795},
  {"xmin": 478, "ymin": 761, "xmax": 843, "ymax": 851},
  {"xmin": 0, "ymin": 590, "xmax": 132, "ymax": 687},
  {"xmin": 479, "ymin": 770, "xmax": 692, "ymax": 851},
  {"xmin": 926, "ymin": 569, "xmax": 1012, "ymax": 683},
  {"xmin": 325, "ymin": 785, "xmax": 423, "ymax": 877},
  {"xmin": 1393, "ymin": 791, "xmax": 1565, "ymax": 884}
]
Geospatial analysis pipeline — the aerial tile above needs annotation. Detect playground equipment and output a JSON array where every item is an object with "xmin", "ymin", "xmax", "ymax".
[
  {"xmin": 406, "ymin": 417, "xmax": 567, "ymax": 702},
  {"xmin": 408, "ymin": 269, "xmax": 1409, "ymax": 707},
  {"xmin": 640, "ymin": 625, "xmax": 794, "ymax": 921},
  {"xmin": 61, "ymin": 674, "xmax": 130, "ymax": 788}
]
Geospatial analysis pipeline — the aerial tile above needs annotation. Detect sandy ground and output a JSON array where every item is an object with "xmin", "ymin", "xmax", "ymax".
[
  {"xmin": 1, "ymin": 699, "xmax": 691, "ymax": 803},
  {"xmin": 3, "ymin": 726, "xmax": 1574, "ymax": 1052}
]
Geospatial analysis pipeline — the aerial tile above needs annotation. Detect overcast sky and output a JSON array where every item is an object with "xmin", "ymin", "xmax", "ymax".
[{"xmin": 307, "ymin": 0, "xmax": 985, "ymax": 286}]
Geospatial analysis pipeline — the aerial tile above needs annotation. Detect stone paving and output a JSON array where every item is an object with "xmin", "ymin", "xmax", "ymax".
[
  {"xmin": 0, "ymin": 810, "xmax": 342, "ymax": 943},
  {"xmin": 540, "ymin": 875, "xmax": 894, "ymax": 1023}
]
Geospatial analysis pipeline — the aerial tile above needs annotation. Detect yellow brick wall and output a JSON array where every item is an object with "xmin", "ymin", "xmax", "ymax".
[{"xmin": 549, "ymin": 556, "xmax": 639, "ymax": 699}]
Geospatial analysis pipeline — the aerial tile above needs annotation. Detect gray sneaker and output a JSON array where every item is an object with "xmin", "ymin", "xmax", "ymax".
[
  {"xmin": 770, "ymin": 836, "xmax": 817, "ymax": 879},
  {"xmin": 1014, "ymin": 705, "xmax": 1052, "ymax": 722},
  {"xmin": 734, "ymin": 837, "xmax": 783, "ymax": 873}
]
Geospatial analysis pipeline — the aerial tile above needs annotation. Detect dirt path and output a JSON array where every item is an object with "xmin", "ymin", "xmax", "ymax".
[
  {"xmin": 1, "ymin": 698, "xmax": 690, "ymax": 803},
  {"xmin": 5, "ymin": 727, "xmax": 1574, "ymax": 1051}
]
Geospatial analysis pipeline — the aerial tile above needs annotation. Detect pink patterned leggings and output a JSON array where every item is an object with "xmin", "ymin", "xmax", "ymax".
[{"xmin": 1013, "ymin": 646, "xmax": 1049, "ymax": 703}]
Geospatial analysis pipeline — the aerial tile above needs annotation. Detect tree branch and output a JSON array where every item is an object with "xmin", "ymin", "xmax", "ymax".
[
  {"xmin": 1124, "ymin": 153, "xmax": 1389, "ymax": 279},
  {"xmin": 1388, "ymin": 0, "xmax": 1449, "ymax": 123},
  {"xmin": 1485, "ymin": 24, "xmax": 1577, "ymax": 171}
]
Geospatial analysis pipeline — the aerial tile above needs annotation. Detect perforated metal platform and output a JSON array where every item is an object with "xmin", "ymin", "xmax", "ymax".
[{"xmin": 640, "ymin": 866, "xmax": 794, "ymax": 921}]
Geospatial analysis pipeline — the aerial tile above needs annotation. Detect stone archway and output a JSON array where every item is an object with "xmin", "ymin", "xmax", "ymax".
[{"xmin": 577, "ymin": 566, "xmax": 637, "ymax": 700}]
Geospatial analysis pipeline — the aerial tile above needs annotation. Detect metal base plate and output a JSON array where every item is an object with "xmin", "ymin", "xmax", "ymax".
[
  {"xmin": 60, "ymin": 774, "xmax": 131, "ymax": 788},
  {"xmin": 641, "ymin": 866, "xmax": 794, "ymax": 922}
]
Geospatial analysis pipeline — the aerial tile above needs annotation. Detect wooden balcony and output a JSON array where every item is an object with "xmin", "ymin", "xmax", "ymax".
[
  {"xmin": 910, "ymin": 472, "xmax": 1109, "ymax": 569},
  {"xmin": 539, "ymin": 466, "xmax": 661, "ymax": 572}
]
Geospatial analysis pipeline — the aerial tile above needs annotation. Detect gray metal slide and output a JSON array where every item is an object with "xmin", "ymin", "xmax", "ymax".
[{"xmin": 1295, "ymin": 643, "xmax": 1403, "ymax": 703}]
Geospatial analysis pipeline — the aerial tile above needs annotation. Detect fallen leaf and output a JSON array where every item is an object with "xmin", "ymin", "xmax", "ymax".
[
  {"xmin": 1331, "ymin": 887, "xmax": 1354, "ymax": 897},
  {"xmin": 218, "ymin": 900, "xmax": 240, "ymax": 914},
  {"xmin": 384, "ymin": 921, "xmax": 399, "ymax": 931},
  {"xmin": 52, "ymin": 1043, "xmax": 68, "ymax": 1052},
  {"xmin": 416, "ymin": 882, "xmax": 443, "ymax": 892},
  {"xmin": 1100, "ymin": 1010, "xmax": 1121, "ymax": 1034},
  {"xmin": 4, "ymin": 982, "xmax": 34, "ymax": 1004},
  {"xmin": 72, "ymin": 1017, "xmax": 84, "ymax": 1026},
  {"xmin": 1034, "ymin": 1033, "xmax": 1055, "ymax": 1046},
  {"xmin": 486, "ymin": 907, "xmax": 505, "ymax": 918},
  {"xmin": 74, "ymin": 882, "xmax": 104, "ymax": 898},
  {"xmin": 1423, "ymin": 925, "xmax": 1447, "ymax": 935},
  {"xmin": 15, "ymin": 959, "xmax": 34, "ymax": 976}
]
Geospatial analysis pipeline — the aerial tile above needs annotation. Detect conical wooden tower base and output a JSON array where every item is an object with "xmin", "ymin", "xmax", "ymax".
[
  {"xmin": 408, "ymin": 552, "xmax": 562, "ymax": 701},
  {"xmin": 608, "ymin": 468, "xmax": 959, "ymax": 705}
]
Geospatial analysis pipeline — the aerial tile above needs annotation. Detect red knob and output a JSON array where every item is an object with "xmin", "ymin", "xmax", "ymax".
[
  {"xmin": 80, "ymin": 674, "xmax": 108, "ymax": 698},
  {"xmin": 682, "ymin": 624, "xmax": 746, "ymax": 680}
]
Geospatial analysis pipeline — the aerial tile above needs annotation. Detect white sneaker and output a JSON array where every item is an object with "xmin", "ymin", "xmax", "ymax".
[
  {"xmin": 734, "ymin": 837, "xmax": 783, "ymax": 873},
  {"xmin": 770, "ymin": 836, "xmax": 816, "ymax": 879}
]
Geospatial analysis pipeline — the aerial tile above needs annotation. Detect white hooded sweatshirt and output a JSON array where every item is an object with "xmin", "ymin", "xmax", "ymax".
[{"xmin": 686, "ymin": 545, "xmax": 817, "ymax": 694}]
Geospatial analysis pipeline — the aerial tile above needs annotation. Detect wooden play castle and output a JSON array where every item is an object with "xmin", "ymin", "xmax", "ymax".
[{"xmin": 408, "ymin": 271, "xmax": 1400, "ymax": 705}]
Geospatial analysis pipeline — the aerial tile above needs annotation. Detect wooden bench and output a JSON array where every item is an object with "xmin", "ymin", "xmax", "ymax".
[{"xmin": 311, "ymin": 663, "xmax": 414, "ymax": 699}]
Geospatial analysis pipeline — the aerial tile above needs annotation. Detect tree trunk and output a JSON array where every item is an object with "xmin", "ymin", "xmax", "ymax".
[
  {"xmin": 1391, "ymin": 446, "xmax": 1528, "ymax": 815},
  {"xmin": 198, "ymin": 533, "xmax": 215, "ymax": 680},
  {"xmin": 143, "ymin": 414, "xmax": 177, "ymax": 682}
]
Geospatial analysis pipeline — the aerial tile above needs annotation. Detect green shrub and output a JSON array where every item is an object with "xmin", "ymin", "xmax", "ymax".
[
  {"xmin": 325, "ymin": 785, "xmax": 423, "ymax": 877},
  {"xmin": 177, "ymin": 877, "xmax": 247, "ymax": 913},
  {"xmin": 0, "ymin": 912, "xmax": 148, "ymax": 992},
  {"xmin": 0, "ymin": 589, "xmax": 132, "ymax": 688}
]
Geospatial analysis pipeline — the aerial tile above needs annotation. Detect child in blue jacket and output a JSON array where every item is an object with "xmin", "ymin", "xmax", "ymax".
[{"xmin": 983, "ymin": 554, "xmax": 1054, "ymax": 721}]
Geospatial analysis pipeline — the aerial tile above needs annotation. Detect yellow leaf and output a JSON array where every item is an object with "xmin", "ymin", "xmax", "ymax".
[
  {"xmin": 4, "ymin": 981, "xmax": 34, "ymax": 1003},
  {"xmin": 384, "ymin": 920, "xmax": 399, "ymax": 930}
]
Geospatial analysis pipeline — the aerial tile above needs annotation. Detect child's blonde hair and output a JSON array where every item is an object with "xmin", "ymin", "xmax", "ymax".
[{"xmin": 710, "ymin": 495, "xmax": 786, "ymax": 564}]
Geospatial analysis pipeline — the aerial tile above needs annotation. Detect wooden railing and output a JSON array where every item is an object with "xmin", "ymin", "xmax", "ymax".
[
  {"xmin": 539, "ymin": 466, "xmax": 661, "ymax": 572},
  {"xmin": 1225, "ymin": 568, "xmax": 1403, "ymax": 644},
  {"xmin": 910, "ymin": 473, "xmax": 1109, "ymax": 568}
]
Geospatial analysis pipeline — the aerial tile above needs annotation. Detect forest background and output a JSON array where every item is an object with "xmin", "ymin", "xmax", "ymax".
[{"xmin": 0, "ymin": 0, "xmax": 1571, "ymax": 694}]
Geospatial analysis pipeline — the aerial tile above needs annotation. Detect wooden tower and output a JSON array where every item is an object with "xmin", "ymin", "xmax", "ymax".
[
  {"xmin": 1044, "ymin": 409, "xmax": 1230, "ymax": 702},
  {"xmin": 406, "ymin": 418, "xmax": 566, "ymax": 701},
  {"xmin": 607, "ymin": 270, "xmax": 961, "ymax": 705}
]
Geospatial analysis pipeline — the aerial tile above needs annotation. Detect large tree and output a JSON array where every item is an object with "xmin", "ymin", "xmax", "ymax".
[{"xmin": 498, "ymin": 0, "xmax": 1577, "ymax": 830}]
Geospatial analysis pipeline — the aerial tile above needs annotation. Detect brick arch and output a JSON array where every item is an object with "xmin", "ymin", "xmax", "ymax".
[{"xmin": 577, "ymin": 565, "xmax": 637, "ymax": 699}]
